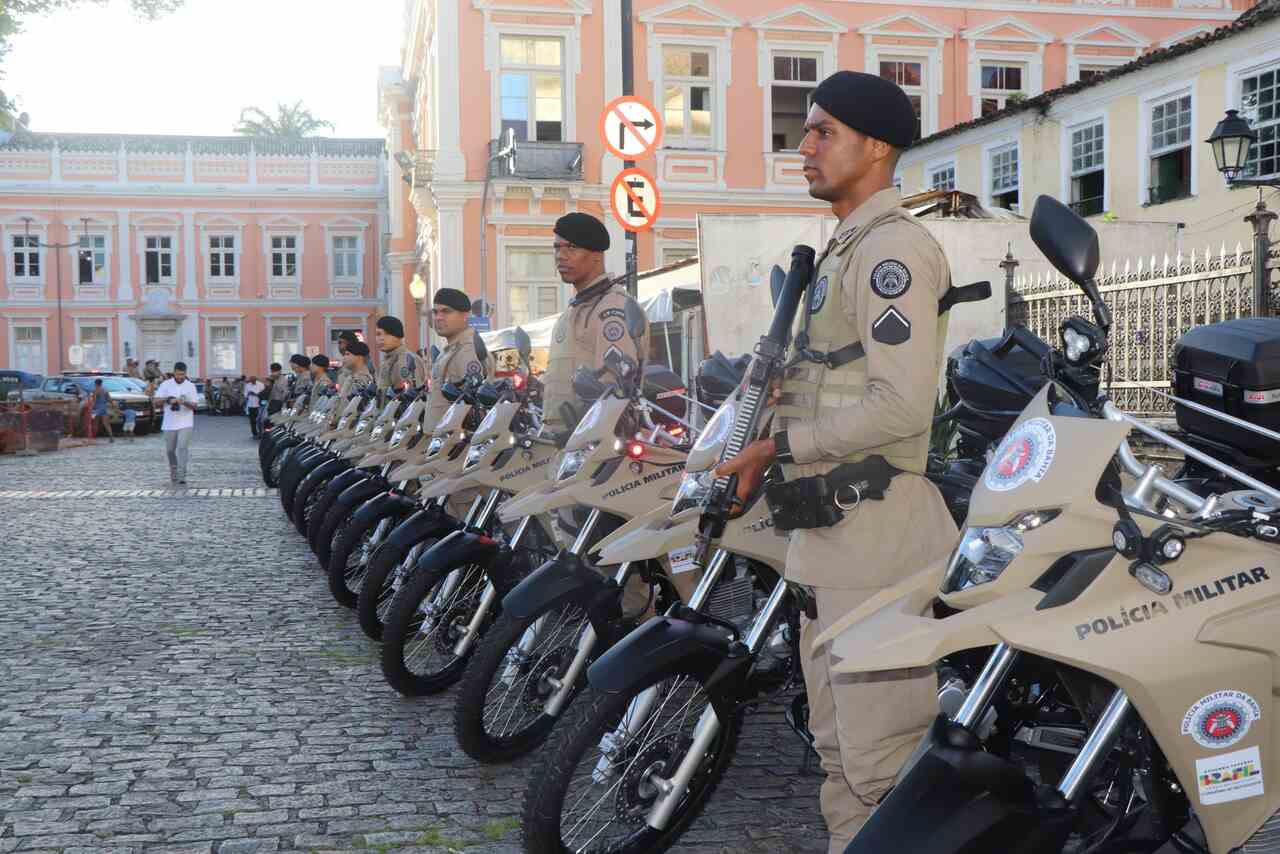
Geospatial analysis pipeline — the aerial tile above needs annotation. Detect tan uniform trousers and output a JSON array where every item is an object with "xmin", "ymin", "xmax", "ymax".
[{"xmin": 801, "ymin": 587, "xmax": 935, "ymax": 853}]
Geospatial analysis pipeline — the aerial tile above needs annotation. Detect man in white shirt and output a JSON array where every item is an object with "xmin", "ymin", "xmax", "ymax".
[
  {"xmin": 243, "ymin": 376, "xmax": 265, "ymax": 438},
  {"xmin": 154, "ymin": 361, "xmax": 199, "ymax": 485}
]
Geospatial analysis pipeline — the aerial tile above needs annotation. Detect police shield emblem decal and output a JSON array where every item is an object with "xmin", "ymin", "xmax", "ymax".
[
  {"xmin": 810, "ymin": 276, "xmax": 828, "ymax": 313},
  {"xmin": 871, "ymin": 306, "xmax": 910, "ymax": 345},
  {"xmin": 870, "ymin": 259, "xmax": 911, "ymax": 299}
]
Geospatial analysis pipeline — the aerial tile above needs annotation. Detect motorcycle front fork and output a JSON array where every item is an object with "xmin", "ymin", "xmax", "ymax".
[{"xmin": 947, "ymin": 643, "xmax": 1133, "ymax": 804}]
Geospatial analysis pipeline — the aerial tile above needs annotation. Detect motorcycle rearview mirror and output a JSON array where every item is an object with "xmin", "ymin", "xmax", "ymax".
[
  {"xmin": 1030, "ymin": 195, "xmax": 1110, "ymax": 331},
  {"xmin": 624, "ymin": 299, "xmax": 647, "ymax": 342},
  {"xmin": 514, "ymin": 326, "xmax": 532, "ymax": 362},
  {"xmin": 475, "ymin": 383, "xmax": 501, "ymax": 409},
  {"xmin": 441, "ymin": 382, "xmax": 463, "ymax": 402},
  {"xmin": 770, "ymin": 264, "xmax": 785, "ymax": 308}
]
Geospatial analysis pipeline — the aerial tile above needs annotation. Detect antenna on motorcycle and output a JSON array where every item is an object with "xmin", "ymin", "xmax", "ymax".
[
  {"xmin": 770, "ymin": 265, "xmax": 785, "ymax": 308},
  {"xmin": 1030, "ymin": 195, "xmax": 1110, "ymax": 332}
]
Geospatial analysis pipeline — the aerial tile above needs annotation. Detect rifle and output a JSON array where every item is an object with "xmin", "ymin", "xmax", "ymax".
[{"xmin": 694, "ymin": 244, "xmax": 816, "ymax": 566}]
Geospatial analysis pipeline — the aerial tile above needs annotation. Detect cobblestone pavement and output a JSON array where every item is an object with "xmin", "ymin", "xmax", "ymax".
[{"xmin": 0, "ymin": 416, "xmax": 827, "ymax": 854}]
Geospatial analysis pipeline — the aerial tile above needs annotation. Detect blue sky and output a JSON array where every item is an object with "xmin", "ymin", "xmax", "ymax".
[{"xmin": 4, "ymin": 0, "xmax": 403, "ymax": 138}]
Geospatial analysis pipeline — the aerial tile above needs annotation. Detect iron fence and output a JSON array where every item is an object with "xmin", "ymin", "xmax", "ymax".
[{"xmin": 1007, "ymin": 244, "xmax": 1277, "ymax": 415}]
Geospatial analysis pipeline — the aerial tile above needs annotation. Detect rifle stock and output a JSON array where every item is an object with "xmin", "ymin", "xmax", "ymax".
[{"xmin": 696, "ymin": 244, "xmax": 816, "ymax": 559}]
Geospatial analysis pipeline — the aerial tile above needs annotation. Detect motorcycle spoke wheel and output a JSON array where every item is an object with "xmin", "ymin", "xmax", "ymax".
[
  {"xmin": 402, "ymin": 566, "xmax": 488, "ymax": 679},
  {"xmin": 484, "ymin": 605, "xmax": 588, "ymax": 745}
]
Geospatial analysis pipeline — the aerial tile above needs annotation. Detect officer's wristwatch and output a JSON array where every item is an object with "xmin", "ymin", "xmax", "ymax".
[{"xmin": 773, "ymin": 430, "xmax": 794, "ymax": 464}]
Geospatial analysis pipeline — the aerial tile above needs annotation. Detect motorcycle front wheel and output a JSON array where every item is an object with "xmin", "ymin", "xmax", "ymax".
[
  {"xmin": 380, "ymin": 562, "xmax": 494, "ymax": 697},
  {"xmin": 454, "ymin": 600, "xmax": 592, "ymax": 763},
  {"xmin": 521, "ymin": 665, "xmax": 740, "ymax": 854}
]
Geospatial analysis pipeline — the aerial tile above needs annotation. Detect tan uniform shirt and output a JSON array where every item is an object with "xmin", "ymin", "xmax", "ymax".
[
  {"xmin": 543, "ymin": 274, "xmax": 648, "ymax": 427},
  {"xmin": 337, "ymin": 366, "xmax": 375, "ymax": 399},
  {"xmin": 377, "ymin": 345, "xmax": 427, "ymax": 398},
  {"xmin": 426, "ymin": 330, "xmax": 489, "ymax": 428},
  {"xmin": 781, "ymin": 187, "xmax": 956, "ymax": 590}
]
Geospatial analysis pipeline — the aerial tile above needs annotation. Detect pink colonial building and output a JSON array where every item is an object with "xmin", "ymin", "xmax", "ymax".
[
  {"xmin": 0, "ymin": 133, "xmax": 389, "ymax": 378},
  {"xmin": 378, "ymin": 0, "xmax": 1248, "ymax": 336}
]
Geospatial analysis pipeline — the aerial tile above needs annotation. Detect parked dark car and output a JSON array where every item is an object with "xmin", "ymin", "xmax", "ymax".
[
  {"xmin": 0, "ymin": 370, "xmax": 77, "ymax": 403},
  {"xmin": 43, "ymin": 374, "xmax": 157, "ymax": 434}
]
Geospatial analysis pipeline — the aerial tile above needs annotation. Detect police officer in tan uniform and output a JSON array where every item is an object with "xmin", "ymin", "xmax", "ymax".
[
  {"xmin": 334, "ymin": 330, "xmax": 359, "ymax": 393},
  {"xmin": 337, "ymin": 341, "xmax": 376, "ymax": 399},
  {"xmin": 374, "ymin": 315, "xmax": 427, "ymax": 400},
  {"xmin": 543, "ymin": 212, "xmax": 647, "ymax": 430},
  {"xmin": 717, "ymin": 71, "xmax": 958, "ymax": 852},
  {"xmin": 309, "ymin": 354, "xmax": 335, "ymax": 395},
  {"xmin": 424, "ymin": 287, "xmax": 490, "ymax": 425}
]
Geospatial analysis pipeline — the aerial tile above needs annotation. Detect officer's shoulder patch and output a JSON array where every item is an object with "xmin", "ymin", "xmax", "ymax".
[
  {"xmin": 602, "ymin": 320, "xmax": 625, "ymax": 342},
  {"xmin": 465, "ymin": 361, "xmax": 483, "ymax": 377},
  {"xmin": 553, "ymin": 317, "xmax": 567, "ymax": 343},
  {"xmin": 870, "ymin": 259, "xmax": 911, "ymax": 299},
  {"xmin": 871, "ymin": 306, "xmax": 911, "ymax": 345},
  {"xmin": 599, "ymin": 307, "xmax": 626, "ymax": 321},
  {"xmin": 809, "ymin": 275, "xmax": 828, "ymax": 313}
]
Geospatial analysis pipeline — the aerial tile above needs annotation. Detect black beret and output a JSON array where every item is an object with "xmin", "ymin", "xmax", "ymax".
[
  {"xmin": 311, "ymin": 354, "xmax": 330, "ymax": 368},
  {"xmin": 812, "ymin": 71, "xmax": 917, "ymax": 149},
  {"xmin": 376, "ymin": 315, "xmax": 405, "ymax": 338},
  {"xmin": 289, "ymin": 354, "xmax": 310, "ymax": 368},
  {"xmin": 337, "ymin": 330, "xmax": 360, "ymax": 345},
  {"xmin": 270, "ymin": 362, "xmax": 282, "ymax": 371},
  {"xmin": 433, "ymin": 287, "xmax": 472, "ymax": 313},
  {"xmin": 347, "ymin": 341, "xmax": 370, "ymax": 358},
  {"xmin": 554, "ymin": 212, "xmax": 610, "ymax": 252}
]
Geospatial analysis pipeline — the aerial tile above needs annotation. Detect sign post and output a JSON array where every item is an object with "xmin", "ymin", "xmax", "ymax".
[{"xmin": 599, "ymin": 96, "xmax": 663, "ymax": 295}]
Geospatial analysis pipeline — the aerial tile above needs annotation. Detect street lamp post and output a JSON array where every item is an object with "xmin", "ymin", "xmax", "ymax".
[
  {"xmin": 1207, "ymin": 109, "xmax": 1279, "ymax": 315},
  {"xmin": 409, "ymin": 273, "xmax": 428, "ymax": 356},
  {"xmin": 23, "ymin": 215, "xmax": 89, "ymax": 373}
]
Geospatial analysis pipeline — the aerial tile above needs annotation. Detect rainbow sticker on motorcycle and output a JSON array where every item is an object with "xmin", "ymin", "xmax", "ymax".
[
  {"xmin": 984, "ymin": 417, "xmax": 1057, "ymax": 492},
  {"xmin": 1181, "ymin": 690, "xmax": 1260, "ymax": 750}
]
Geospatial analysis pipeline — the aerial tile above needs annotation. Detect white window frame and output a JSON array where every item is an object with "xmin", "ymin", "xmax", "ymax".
[
  {"xmin": 3, "ymin": 220, "xmax": 47, "ymax": 295},
  {"xmin": 982, "ymin": 137, "xmax": 1022, "ymax": 213},
  {"xmin": 659, "ymin": 43, "xmax": 719, "ymax": 150},
  {"xmin": 269, "ymin": 234, "xmax": 300, "ymax": 281},
  {"xmin": 1069, "ymin": 56, "xmax": 1131, "ymax": 84},
  {"xmin": 206, "ymin": 234, "xmax": 239, "ymax": 282},
  {"xmin": 926, "ymin": 157, "xmax": 958, "ymax": 192},
  {"xmin": 877, "ymin": 55, "xmax": 931, "ymax": 145},
  {"xmin": 483, "ymin": 21, "xmax": 581, "ymax": 144},
  {"xmin": 1227, "ymin": 48, "xmax": 1280, "ymax": 183},
  {"xmin": 858, "ymin": 13, "xmax": 950, "ymax": 139},
  {"xmin": 74, "ymin": 319, "xmax": 114, "ymax": 372},
  {"xmin": 73, "ymin": 229, "xmax": 112, "ymax": 289},
  {"xmin": 267, "ymin": 318, "xmax": 304, "ymax": 369},
  {"xmin": 9, "ymin": 232, "xmax": 43, "ymax": 283},
  {"xmin": 328, "ymin": 233, "xmax": 362, "ymax": 281},
  {"xmin": 1061, "ymin": 112, "xmax": 1109, "ymax": 218},
  {"xmin": 204, "ymin": 317, "xmax": 243, "ymax": 377},
  {"xmin": 495, "ymin": 33, "xmax": 568, "ymax": 144},
  {"xmin": 765, "ymin": 48, "xmax": 824, "ymax": 153},
  {"xmin": 140, "ymin": 232, "xmax": 178, "ymax": 287},
  {"xmin": 8, "ymin": 317, "xmax": 48, "ymax": 375},
  {"xmin": 977, "ymin": 58, "xmax": 1031, "ymax": 117},
  {"xmin": 1138, "ymin": 80, "xmax": 1197, "ymax": 207},
  {"xmin": 499, "ymin": 237, "xmax": 565, "ymax": 330},
  {"xmin": 649, "ymin": 33, "xmax": 732, "ymax": 152}
]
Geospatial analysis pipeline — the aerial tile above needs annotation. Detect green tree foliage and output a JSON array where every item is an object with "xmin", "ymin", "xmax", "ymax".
[
  {"xmin": 234, "ymin": 102, "xmax": 335, "ymax": 138},
  {"xmin": 1, "ymin": 0, "xmax": 185, "ymax": 131}
]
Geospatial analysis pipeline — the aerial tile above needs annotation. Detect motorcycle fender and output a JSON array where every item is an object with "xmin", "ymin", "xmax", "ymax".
[
  {"xmin": 845, "ymin": 716, "xmax": 1072, "ymax": 854},
  {"xmin": 322, "ymin": 467, "xmax": 366, "ymax": 502},
  {"xmin": 497, "ymin": 479, "xmax": 576, "ymax": 523},
  {"xmin": 357, "ymin": 452, "xmax": 388, "ymax": 468},
  {"xmin": 820, "ymin": 564, "xmax": 1040, "ymax": 675},
  {"xmin": 351, "ymin": 490, "xmax": 418, "ymax": 527},
  {"xmin": 593, "ymin": 507, "xmax": 696, "ymax": 564},
  {"xmin": 587, "ymin": 616, "xmax": 736, "ymax": 696},
  {"xmin": 418, "ymin": 474, "xmax": 470, "ymax": 501},
  {"xmin": 335, "ymin": 476, "xmax": 387, "ymax": 513},
  {"xmin": 385, "ymin": 507, "xmax": 462, "ymax": 551},
  {"xmin": 411, "ymin": 529, "xmax": 503, "ymax": 579},
  {"xmin": 297, "ymin": 457, "xmax": 348, "ymax": 492},
  {"xmin": 502, "ymin": 552, "xmax": 613, "ymax": 622}
]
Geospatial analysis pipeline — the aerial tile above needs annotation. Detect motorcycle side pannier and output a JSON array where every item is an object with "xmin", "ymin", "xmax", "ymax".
[{"xmin": 1172, "ymin": 317, "xmax": 1280, "ymax": 456}]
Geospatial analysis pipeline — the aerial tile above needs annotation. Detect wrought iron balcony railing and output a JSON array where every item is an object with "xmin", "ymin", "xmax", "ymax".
[{"xmin": 488, "ymin": 139, "xmax": 583, "ymax": 181}]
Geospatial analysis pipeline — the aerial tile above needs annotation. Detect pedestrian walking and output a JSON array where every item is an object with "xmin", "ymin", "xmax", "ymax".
[
  {"xmin": 89, "ymin": 378, "xmax": 114, "ymax": 443},
  {"xmin": 244, "ymin": 375, "xmax": 265, "ymax": 437},
  {"xmin": 154, "ymin": 361, "xmax": 199, "ymax": 485}
]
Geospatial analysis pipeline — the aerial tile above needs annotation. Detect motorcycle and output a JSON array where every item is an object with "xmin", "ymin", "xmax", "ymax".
[
  {"xmin": 825, "ymin": 196, "xmax": 1280, "ymax": 854},
  {"xmin": 287, "ymin": 389, "xmax": 382, "ymax": 537}
]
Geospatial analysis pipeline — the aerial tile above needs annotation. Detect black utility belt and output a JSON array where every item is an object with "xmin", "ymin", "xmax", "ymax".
[{"xmin": 764, "ymin": 455, "xmax": 901, "ymax": 532}]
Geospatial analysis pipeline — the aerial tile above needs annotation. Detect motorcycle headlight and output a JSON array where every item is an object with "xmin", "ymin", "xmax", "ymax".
[
  {"xmin": 435, "ymin": 402, "xmax": 463, "ymax": 432},
  {"xmin": 671, "ymin": 468, "xmax": 715, "ymax": 516},
  {"xmin": 388, "ymin": 428, "xmax": 405, "ymax": 449},
  {"xmin": 425, "ymin": 436, "xmax": 446, "ymax": 457},
  {"xmin": 571, "ymin": 400, "xmax": 604, "ymax": 439},
  {"xmin": 476, "ymin": 407, "xmax": 499, "ymax": 435},
  {"xmin": 557, "ymin": 442, "xmax": 598, "ymax": 481},
  {"xmin": 940, "ymin": 510, "xmax": 1059, "ymax": 593},
  {"xmin": 694, "ymin": 398, "xmax": 735, "ymax": 453},
  {"xmin": 464, "ymin": 439, "xmax": 495, "ymax": 470}
]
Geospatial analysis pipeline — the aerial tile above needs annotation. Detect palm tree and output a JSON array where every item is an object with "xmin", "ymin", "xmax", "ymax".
[{"xmin": 234, "ymin": 101, "xmax": 334, "ymax": 138}]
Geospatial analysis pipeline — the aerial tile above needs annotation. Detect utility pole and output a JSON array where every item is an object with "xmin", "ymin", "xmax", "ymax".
[{"xmin": 621, "ymin": 0, "xmax": 638, "ymax": 298}]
